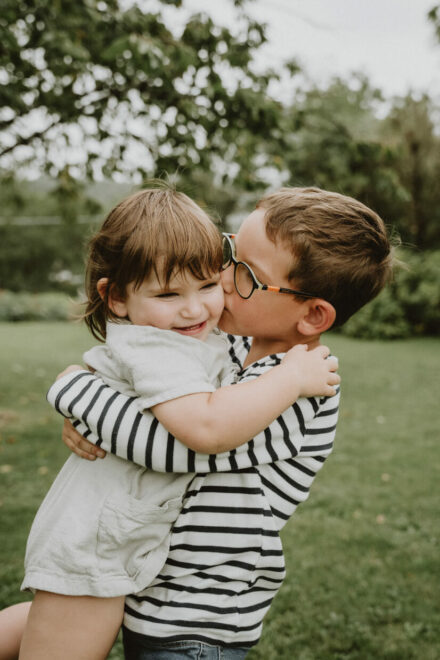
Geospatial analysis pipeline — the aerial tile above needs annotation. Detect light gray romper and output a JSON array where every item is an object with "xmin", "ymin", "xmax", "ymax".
[{"xmin": 22, "ymin": 324, "xmax": 234, "ymax": 597}]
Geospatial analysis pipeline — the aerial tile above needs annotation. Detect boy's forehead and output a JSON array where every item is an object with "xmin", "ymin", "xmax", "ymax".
[
  {"xmin": 239, "ymin": 207, "xmax": 266, "ymax": 230},
  {"xmin": 236, "ymin": 208, "xmax": 267, "ymax": 249},
  {"xmin": 236, "ymin": 209, "xmax": 293, "ymax": 282}
]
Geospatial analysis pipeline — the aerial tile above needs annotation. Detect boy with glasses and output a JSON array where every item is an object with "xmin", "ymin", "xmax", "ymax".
[
  {"xmin": 222, "ymin": 232, "xmax": 316, "ymax": 300},
  {"xmin": 41, "ymin": 187, "xmax": 393, "ymax": 658}
]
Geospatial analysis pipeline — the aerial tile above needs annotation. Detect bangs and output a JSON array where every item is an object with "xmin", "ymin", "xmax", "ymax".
[
  {"xmin": 122, "ymin": 193, "xmax": 222, "ymax": 290},
  {"xmin": 155, "ymin": 218, "xmax": 222, "ymax": 286}
]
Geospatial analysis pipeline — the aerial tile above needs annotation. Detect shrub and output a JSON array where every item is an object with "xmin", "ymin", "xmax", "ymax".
[
  {"xmin": 340, "ymin": 249, "xmax": 440, "ymax": 339},
  {"xmin": 0, "ymin": 224, "xmax": 88, "ymax": 294},
  {"xmin": 340, "ymin": 286, "xmax": 412, "ymax": 339},
  {"xmin": 0, "ymin": 291, "xmax": 82, "ymax": 322},
  {"xmin": 394, "ymin": 250, "xmax": 440, "ymax": 335}
]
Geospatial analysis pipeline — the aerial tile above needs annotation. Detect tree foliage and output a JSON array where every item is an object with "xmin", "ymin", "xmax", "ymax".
[
  {"xmin": 428, "ymin": 3, "xmax": 440, "ymax": 40},
  {"xmin": 0, "ymin": 176, "xmax": 101, "ymax": 293},
  {"xmin": 269, "ymin": 76, "xmax": 440, "ymax": 249},
  {"xmin": 382, "ymin": 95, "xmax": 440, "ymax": 249},
  {"xmin": 1, "ymin": 0, "xmax": 439, "ymax": 301},
  {"xmin": 275, "ymin": 76, "xmax": 408, "ymax": 227},
  {"xmin": 0, "ymin": 0, "xmax": 284, "ymax": 187}
]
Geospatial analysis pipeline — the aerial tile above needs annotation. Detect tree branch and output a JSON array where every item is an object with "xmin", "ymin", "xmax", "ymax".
[{"xmin": 0, "ymin": 119, "xmax": 59, "ymax": 159}]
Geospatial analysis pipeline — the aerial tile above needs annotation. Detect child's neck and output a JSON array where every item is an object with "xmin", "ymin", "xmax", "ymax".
[{"xmin": 243, "ymin": 335, "xmax": 321, "ymax": 368}]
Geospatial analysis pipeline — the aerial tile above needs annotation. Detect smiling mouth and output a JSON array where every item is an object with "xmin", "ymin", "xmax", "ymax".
[{"xmin": 173, "ymin": 321, "xmax": 207, "ymax": 335}]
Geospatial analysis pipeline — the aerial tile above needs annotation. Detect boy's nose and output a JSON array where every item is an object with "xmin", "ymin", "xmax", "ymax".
[{"xmin": 220, "ymin": 266, "xmax": 234, "ymax": 294}]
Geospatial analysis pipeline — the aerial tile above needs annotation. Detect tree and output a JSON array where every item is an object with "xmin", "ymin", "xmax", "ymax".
[
  {"xmin": 0, "ymin": 0, "xmax": 284, "ymax": 189},
  {"xmin": 382, "ymin": 94, "xmax": 440, "ymax": 249},
  {"xmin": 428, "ymin": 4, "xmax": 440, "ymax": 40},
  {"xmin": 274, "ymin": 75, "xmax": 408, "ymax": 228},
  {"xmin": 0, "ymin": 174, "xmax": 101, "ymax": 292},
  {"xmin": 1, "ymin": 0, "xmax": 293, "ymax": 292}
]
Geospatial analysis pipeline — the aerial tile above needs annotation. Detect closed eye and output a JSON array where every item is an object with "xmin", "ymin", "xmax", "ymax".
[{"xmin": 155, "ymin": 292, "xmax": 178, "ymax": 299}]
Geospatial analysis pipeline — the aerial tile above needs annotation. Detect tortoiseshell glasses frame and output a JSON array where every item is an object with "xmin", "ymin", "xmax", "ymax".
[{"xmin": 221, "ymin": 233, "xmax": 316, "ymax": 300}]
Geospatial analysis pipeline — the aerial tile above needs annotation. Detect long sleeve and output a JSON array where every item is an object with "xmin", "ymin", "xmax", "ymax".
[{"xmin": 47, "ymin": 370, "xmax": 338, "ymax": 473}]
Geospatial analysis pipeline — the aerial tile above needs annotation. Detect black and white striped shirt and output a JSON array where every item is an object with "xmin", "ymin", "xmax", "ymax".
[{"xmin": 47, "ymin": 335, "xmax": 339, "ymax": 648}]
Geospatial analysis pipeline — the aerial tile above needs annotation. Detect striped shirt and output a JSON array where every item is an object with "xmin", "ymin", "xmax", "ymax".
[{"xmin": 47, "ymin": 335, "xmax": 339, "ymax": 648}]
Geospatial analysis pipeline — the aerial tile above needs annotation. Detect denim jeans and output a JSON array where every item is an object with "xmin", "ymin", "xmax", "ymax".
[{"xmin": 123, "ymin": 629, "xmax": 250, "ymax": 660}]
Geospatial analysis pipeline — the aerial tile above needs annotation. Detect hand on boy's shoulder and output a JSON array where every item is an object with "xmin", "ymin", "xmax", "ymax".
[{"xmin": 281, "ymin": 344, "xmax": 340, "ymax": 399}]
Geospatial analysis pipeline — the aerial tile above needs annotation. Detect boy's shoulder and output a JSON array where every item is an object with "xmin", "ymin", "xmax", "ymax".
[
  {"xmin": 225, "ymin": 334, "xmax": 292, "ymax": 376},
  {"xmin": 225, "ymin": 333, "xmax": 251, "ymax": 368}
]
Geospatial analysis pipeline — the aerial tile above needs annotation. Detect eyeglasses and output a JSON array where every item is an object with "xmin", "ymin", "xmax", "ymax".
[{"xmin": 221, "ymin": 233, "xmax": 316, "ymax": 301}]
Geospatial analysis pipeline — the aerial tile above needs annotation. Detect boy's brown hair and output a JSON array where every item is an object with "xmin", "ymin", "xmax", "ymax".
[
  {"xmin": 84, "ymin": 186, "xmax": 222, "ymax": 341},
  {"xmin": 257, "ymin": 187, "xmax": 394, "ymax": 327}
]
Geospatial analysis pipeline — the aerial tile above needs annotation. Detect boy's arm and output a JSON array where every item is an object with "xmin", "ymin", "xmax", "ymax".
[
  {"xmin": 255, "ymin": 388, "xmax": 340, "ymax": 526},
  {"xmin": 48, "ymin": 367, "xmax": 338, "ymax": 473},
  {"xmin": 152, "ymin": 344, "xmax": 339, "ymax": 453}
]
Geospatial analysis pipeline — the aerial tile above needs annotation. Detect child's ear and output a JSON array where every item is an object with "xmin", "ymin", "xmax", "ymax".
[
  {"xmin": 297, "ymin": 299, "xmax": 336, "ymax": 336},
  {"xmin": 97, "ymin": 277, "xmax": 128, "ymax": 318}
]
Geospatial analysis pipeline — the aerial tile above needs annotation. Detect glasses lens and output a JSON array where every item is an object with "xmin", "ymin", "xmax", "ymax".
[
  {"xmin": 222, "ymin": 236, "xmax": 232, "ymax": 269},
  {"xmin": 234, "ymin": 262, "xmax": 255, "ymax": 299}
]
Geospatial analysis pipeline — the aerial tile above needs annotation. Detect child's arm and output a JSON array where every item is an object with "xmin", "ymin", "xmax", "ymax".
[
  {"xmin": 0, "ymin": 601, "xmax": 32, "ymax": 660},
  {"xmin": 48, "ymin": 356, "xmax": 340, "ymax": 473},
  {"xmin": 151, "ymin": 344, "xmax": 339, "ymax": 453}
]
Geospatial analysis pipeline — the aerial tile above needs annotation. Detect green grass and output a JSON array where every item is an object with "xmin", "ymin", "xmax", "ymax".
[{"xmin": 0, "ymin": 323, "xmax": 439, "ymax": 659}]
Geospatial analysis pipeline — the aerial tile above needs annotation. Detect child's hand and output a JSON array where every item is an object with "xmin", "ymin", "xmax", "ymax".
[
  {"xmin": 62, "ymin": 419, "xmax": 106, "ymax": 460},
  {"xmin": 56, "ymin": 364, "xmax": 85, "ymax": 380},
  {"xmin": 281, "ymin": 344, "xmax": 340, "ymax": 398}
]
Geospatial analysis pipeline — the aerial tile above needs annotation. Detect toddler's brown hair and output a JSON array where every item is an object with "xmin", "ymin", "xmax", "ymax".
[{"xmin": 84, "ymin": 187, "xmax": 222, "ymax": 341}]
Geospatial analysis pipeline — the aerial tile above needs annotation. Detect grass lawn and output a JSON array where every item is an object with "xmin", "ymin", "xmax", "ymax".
[{"xmin": 0, "ymin": 322, "xmax": 438, "ymax": 659}]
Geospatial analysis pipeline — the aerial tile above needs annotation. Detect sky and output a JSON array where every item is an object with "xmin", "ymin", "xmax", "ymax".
[{"xmin": 181, "ymin": 0, "xmax": 440, "ymax": 99}]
